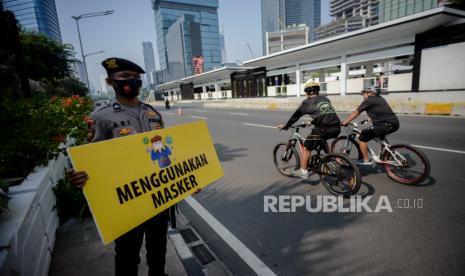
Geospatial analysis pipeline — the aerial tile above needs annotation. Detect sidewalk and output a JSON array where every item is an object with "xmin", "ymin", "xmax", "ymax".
[{"xmin": 48, "ymin": 217, "xmax": 188, "ymax": 276}]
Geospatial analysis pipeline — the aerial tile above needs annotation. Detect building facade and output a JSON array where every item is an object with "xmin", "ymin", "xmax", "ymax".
[
  {"xmin": 152, "ymin": 0, "xmax": 221, "ymax": 80},
  {"xmin": 261, "ymin": 0, "xmax": 320, "ymax": 55},
  {"xmin": 315, "ymin": 0, "xmax": 379, "ymax": 41},
  {"xmin": 379, "ymin": 0, "xmax": 437, "ymax": 23},
  {"xmin": 71, "ymin": 59, "xmax": 87, "ymax": 85},
  {"xmin": 266, "ymin": 24, "xmax": 309, "ymax": 54},
  {"xmin": 2, "ymin": 0, "xmax": 61, "ymax": 42},
  {"xmin": 142, "ymin": 41, "xmax": 156, "ymax": 83}
]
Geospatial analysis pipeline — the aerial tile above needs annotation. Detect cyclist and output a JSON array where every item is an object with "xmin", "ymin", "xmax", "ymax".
[
  {"xmin": 341, "ymin": 87, "xmax": 399, "ymax": 165},
  {"xmin": 278, "ymin": 80, "xmax": 340, "ymax": 178}
]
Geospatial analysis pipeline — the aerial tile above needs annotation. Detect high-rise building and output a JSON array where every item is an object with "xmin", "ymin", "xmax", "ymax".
[
  {"xmin": 266, "ymin": 24, "xmax": 309, "ymax": 54},
  {"xmin": 71, "ymin": 59, "xmax": 87, "ymax": 85},
  {"xmin": 315, "ymin": 0, "xmax": 379, "ymax": 41},
  {"xmin": 2, "ymin": 0, "xmax": 61, "ymax": 42},
  {"xmin": 261, "ymin": 0, "xmax": 321, "ymax": 55},
  {"xmin": 379, "ymin": 0, "xmax": 437, "ymax": 23},
  {"xmin": 219, "ymin": 27, "xmax": 227, "ymax": 64},
  {"xmin": 142, "ymin": 42, "xmax": 156, "ymax": 83},
  {"xmin": 151, "ymin": 0, "xmax": 221, "ymax": 80}
]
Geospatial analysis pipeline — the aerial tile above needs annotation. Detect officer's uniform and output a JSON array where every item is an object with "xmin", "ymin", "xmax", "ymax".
[{"xmin": 87, "ymin": 57, "xmax": 170, "ymax": 276}]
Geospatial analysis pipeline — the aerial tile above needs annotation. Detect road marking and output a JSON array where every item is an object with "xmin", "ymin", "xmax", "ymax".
[
  {"xmin": 164, "ymin": 112, "xmax": 175, "ymax": 115},
  {"xmin": 191, "ymin": 116, "xmax": 207, "ymax": 120},
  {"xmin": 412, "ymin": 145, "xmax": 465, "ymax": 155},
  {"xmin": 185, "ymin": 197, "xmax": 276, "ymax": 276},
  {"xmin": 195, "ymin": 110, "xmax": 208, "ymax": 112},
  {"xmin": 243, "ymin": 123, "xmax": 277, "ymax": 129},
  {"xmin": 230, "ymin": 112, "xmax": 249, "ymax": 116}
]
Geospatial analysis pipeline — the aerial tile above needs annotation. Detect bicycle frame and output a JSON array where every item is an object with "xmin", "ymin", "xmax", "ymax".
[{"xmin": 344, "ymin": 123, "xmax": 406, "ymax": 167}]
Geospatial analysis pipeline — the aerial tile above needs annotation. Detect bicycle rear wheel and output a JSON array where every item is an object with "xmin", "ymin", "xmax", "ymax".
[
  {"xmin": 331, "ymin": 136, "xmax": 362, "ymax": 161},
  {"xmin": 273, "ymin": 143, "xmax": 300, "ymax": 177},
  {"xmin": 318, "ymin": 153, "xmax": 361, "ymax": 196},
  {"xmin": 382, "ymin": 144, "xmax": 430, "ymax": 185}
]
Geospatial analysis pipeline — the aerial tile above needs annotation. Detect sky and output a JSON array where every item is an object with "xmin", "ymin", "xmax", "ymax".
[{"xmin": 55, "ymin": 0, "xmax": 331, "ymax": 92}]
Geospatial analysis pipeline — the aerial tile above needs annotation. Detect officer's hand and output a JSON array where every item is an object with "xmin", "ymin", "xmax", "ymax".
[
  {"xmin": 341, "ymin": 122, "xmax": 348, "ymax": 127},
  {"xmin": 277, "ymin": 124, "xmax": 286, "ymax": 130},
  {"xmin": 66, "ymin": 169, "xmax": 89, "ymax": 188}
]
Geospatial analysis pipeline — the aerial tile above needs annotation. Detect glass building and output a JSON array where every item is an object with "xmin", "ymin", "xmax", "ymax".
[
  {"xmin": 261, "ymin": 0, "xmax": 321, "ymax": 55},
  {"xmin": 151, "ymin": 0, "xmax": 221, "ymax": 80},
  {"xmin": 2, "ymin": 0, "xmax": 62, "ymax": 42},
  {"xmin": 379, "ymin": 0, "xmax": 437, "ymax": 23},
  {"xmin": 142, "ymin": 41, "xmax": 156, "ymax": 83}
]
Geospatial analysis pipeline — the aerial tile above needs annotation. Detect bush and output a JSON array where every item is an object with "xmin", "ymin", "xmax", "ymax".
[
  {"xmin": 53, "ymin": 177, "xmax": 89, "ymax": 222},
  {"xmin": 0, "ymin": 94, "xmax": 93, "ymax": 179}
]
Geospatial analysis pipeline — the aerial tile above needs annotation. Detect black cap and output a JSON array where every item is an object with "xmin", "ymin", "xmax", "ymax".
[{"xmin": 101, "ymin": 57, "xmax": 145, "ymax": 75}]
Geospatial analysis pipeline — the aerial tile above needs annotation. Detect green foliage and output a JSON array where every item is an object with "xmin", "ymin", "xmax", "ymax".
[
  {"xmin": 44, "ymin": 78, "xmax": 88, "ymax": 97},
  {"xmin": 0, "ymin": 94, "xmax": 93, "ymax": 179},
  {"xmin": 53, "ymin": 177, "xmax": 89, "ymax": 222},
  {"xmin": 18, "ymin": 30, "xmax": 75, "ymax": 83}
]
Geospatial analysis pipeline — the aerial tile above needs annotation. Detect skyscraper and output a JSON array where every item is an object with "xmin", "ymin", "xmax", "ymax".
[
  {"xmin": 142, "ymin": 42, "xmax": 156, "ymax": 83},
  {"xmin": 151, "ymin": 0, "xmax": 221, "ymax": 80},
  {"xmin": 2, "ymin": 0, "xmax": 62, "ymax": 42},
  {"xmin": 315, "ymin": 0, "xmax": 379, "ymax": 41},
  {"xmin": 379, "ymin": 0, "xmax": 437, "ymax": 23},
  {"xmin": 261, "ymin": 0, "xmax": 321, "ymax": 55}
]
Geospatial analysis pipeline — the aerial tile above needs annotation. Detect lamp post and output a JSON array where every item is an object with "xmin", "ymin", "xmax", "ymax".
[{"xmin": 72, "ymin": 10, "xmax": 113, "ymax": 94}]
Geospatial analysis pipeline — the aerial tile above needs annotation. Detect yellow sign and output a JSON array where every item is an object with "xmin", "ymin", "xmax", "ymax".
[{"xmin": 67, "ymin": 120, "xmax": 223, "ymax": 244}]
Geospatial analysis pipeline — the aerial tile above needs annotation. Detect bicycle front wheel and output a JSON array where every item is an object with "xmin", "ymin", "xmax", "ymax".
[
  {"xmin": 331, "ymin": 136, "xmax": 362, "ymax": 161},
  {"xmin": 319, "ymin": 153, "xmax": 361, "ymax": 196},
  {"xmin": 273, "ymin": 143, "xmax": 300, "ymax": 177},
  {"xmin": 382, "ymin": 144, "xmax": 430, "ymax": 185}
]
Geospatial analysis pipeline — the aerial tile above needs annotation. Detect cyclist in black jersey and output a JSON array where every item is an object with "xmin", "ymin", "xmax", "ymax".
[
  {"xmin": 341, "ymin": 87, "xmax": 399, "ymax": 165},
  {"xmin": 278, "ymin": 81, "xmax": 341, "ymax": 178}
]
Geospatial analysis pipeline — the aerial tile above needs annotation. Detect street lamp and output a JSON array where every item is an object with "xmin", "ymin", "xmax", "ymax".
[{"xmin": 72, "ymin": 10, "xmax": 114, "ymax": 94}]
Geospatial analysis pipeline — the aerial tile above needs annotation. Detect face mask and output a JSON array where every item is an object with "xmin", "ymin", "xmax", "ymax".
[{"xmin": 112, "ymin": 78, "xmax": 142, "ymax": 99}]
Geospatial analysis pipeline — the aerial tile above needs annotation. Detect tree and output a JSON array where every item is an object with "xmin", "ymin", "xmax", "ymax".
[
  {"xmin": 45, "ymin": 78, "xmax": 89, "ymax": 97},
  {"xmin": 19, "ymin": 30, "xmax": 75, "ymax": 83}
]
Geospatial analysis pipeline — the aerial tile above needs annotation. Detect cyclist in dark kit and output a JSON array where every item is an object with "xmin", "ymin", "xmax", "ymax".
[
  {"xmin": 341, "ymin": 87, "xmax": 399, "ymax": 165},
  {"xmin": 278, "ymin": 80, "xmax": 340, "ymax": 178}
]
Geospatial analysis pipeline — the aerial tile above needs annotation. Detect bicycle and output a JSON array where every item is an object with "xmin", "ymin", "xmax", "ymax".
[
  {"xmin": 273, "ymin": 122, "xmax": 361, "ymax": 196},
  {"xmin": 331, "ymin": 120, "xmax": 430, "ymax": 185}
]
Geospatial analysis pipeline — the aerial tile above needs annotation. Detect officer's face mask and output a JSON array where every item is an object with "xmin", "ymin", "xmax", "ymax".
[{"xmin": 112, "ymin": 78, "xmax": 142, "ymax": 99}]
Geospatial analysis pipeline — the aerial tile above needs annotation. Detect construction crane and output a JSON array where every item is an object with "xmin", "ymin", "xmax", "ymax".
[{"xmin": 246, "ymin": 43, "xmax": 255, "ymax": 58}]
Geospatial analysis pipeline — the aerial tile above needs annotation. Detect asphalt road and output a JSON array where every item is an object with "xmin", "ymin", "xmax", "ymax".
[{"xmin": 157, "ymin": 104, "xmax": 465, "ymax": 276}]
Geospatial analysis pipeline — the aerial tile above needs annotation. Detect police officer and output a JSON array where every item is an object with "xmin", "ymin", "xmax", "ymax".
[
  {"xmin": 68, "ymin": 57, "xmax": 169, "ymax": 276},
  {"xmin": 278, "ymin": 80, "xmax": 341, "ymax": 178}
]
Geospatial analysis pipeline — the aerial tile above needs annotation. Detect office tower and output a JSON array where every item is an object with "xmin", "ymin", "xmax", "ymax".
[
  {"xmin": 315, "ymin": 0, "xmax": 379, "ymax": 41},
  {"xmin": 379, "ymin": 0, "xmax": 437, "ymax": 23},
  {"xmin": 2, "ymin": 0, "xmax": 62, "ymax": 42},
  {"xmin": 261, "ymin": 0, "xmax": 321, "ymax": 54},
  {"xmin": 266, "ymin": 24, "xmax": 309, "ymax": 54},
  {"xmin": 152, "ymin": 0, "xmax": 221, "ymax": 80},
  {"xmin": 142, "ymin": 42, "xmax": 157, "ymax": 83}
]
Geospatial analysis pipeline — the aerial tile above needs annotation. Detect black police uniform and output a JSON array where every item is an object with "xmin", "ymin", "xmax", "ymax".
[
  {"xmin": 356, "ymin": 95, "xmax": 399, "ymax": 142},
  {"xmin": 88, "ymin": 57, "xmax": 170, "ymax": 276},
  {"xmin": 284, "ymin": 95, "xmax": 341, "ymax": 151}
]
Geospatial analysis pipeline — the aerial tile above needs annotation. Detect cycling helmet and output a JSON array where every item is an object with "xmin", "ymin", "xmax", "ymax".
[{"xmin": 304, "ymin": 80, "xmax": 320, "ymax": 95}]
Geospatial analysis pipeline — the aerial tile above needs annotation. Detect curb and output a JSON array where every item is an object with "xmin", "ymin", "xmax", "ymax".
[{"xmin": 168, "ymin": 210, "xmax": 232, "ymax": 276}]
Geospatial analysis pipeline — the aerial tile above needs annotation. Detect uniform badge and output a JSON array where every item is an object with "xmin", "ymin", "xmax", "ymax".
[
  {"xmin": 112, "ymin": 103, "xmax": 122, "ymax": 111},
  {"xmin": 119, "ymin": 128, "xmax": 131, "ymax": 135},
  {"xmin": 106, "ymin": 59, "xmax": 118, "ymax": 69}
]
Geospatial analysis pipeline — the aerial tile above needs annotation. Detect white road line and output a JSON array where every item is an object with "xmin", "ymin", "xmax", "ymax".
[
  {"xmin": 185, "ymin": 197, "xmax": 276, "ymax": 276},
  {"xmin": 413, "ymin": 145, "xmax": 465, "ymax": 155},
  {"xmin": 230, "ymin": 112, "xmax": 249, "ymax": 116},
  {"xmin": 191, "ymin": 116, "xmax": 207, "ymax": 120},
  {"xmin": 243, "ymin": 123, "xmax": 277, "ymax": 129},
  {"xmin": 164, "ymin": 112, "xmax": 175, "ymax": 115},
  {"xmin": 195, "ymin": 109, "xmax": 208, "ymax": 112}
]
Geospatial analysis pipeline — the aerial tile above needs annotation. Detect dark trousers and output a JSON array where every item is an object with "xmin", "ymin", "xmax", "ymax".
[{"xmin": 114, "ymin": 210, "xmax": 169, "ymax": 276}]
